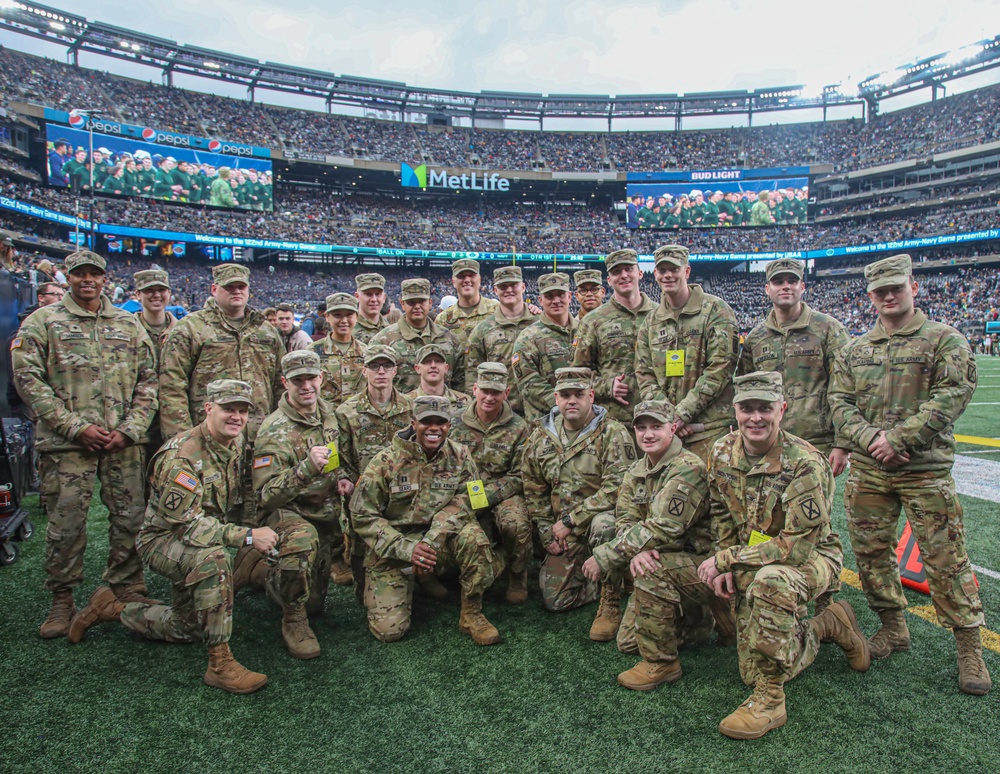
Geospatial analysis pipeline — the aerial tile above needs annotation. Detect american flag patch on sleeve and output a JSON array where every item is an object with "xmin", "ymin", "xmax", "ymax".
[
  {"xmin": 10, "ymin": 337, "xmax": 22, "ymax": 350},
  {"xmin": 253, "ymin": 455, "xmax": 272, "ymax": 469},
  {"xmin": 173, "ymin": 471, "xmax": 199, "ymax": 491},
  {"xmin": 511, "ymin": 353, "xmax": 520, "ymax": 365}
]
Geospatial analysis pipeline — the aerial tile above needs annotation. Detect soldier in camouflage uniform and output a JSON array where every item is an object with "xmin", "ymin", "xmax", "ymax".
[
  {"xmin": 583, "ymin": 399, "xmax": 736, "ymax": 690},
  {"xmin": 312, "ymin": 292, "xmax": 366, "ymax": 407},
  {"xmin": 435, "ymin": 258, "xmax": 500, "ymax": 370},
  {"xmin": 372, "ymin": 278, "xmax": 464, "ymax": 395},
  {"xmin": 465, "ymin": 265, "xmax": 537, "ymax": 415},
  {"xmin": 353, "ymin": 273, "xmax": 392, "ymax": 346},
  {"xmin": 405, "ymin": 343, "xmax": 471, "ymax": 423},
  {"xmin": 522, "ymin": 367, "xmax": 637, "ymax": 640},
  {"xmin": 450, "ymin": 363, "xmax": 533, "ymax": 604},
  {"xmin": 246, "ymin": 351, "xmax": 354, "ymax": 659},
  {"xmin": 829, "ymin": 254, "xmax": 991, "ymax": 696},
  {"xmin": 573, "ymin": 250, "xmax": 655, "ymax": 431},
  {"xmin": 134, "ymin": 269, "xmax": 177, "ymax": 461},
  {"xmin": 511, "ymin": 273, "xmax": 580, "ymax": 422},
  {"xmin": 67, "ymin": 380, "xmax": 279, "ymax": 695},
  {"xmin": 699, "ymin": 372, "xmax": 870, "ymax": 740},
  {"xmin": 12, "ymin": 250, "xmax": 159, "ymax": 639},
  {"xmin": 635, "ymin": 245, "xmax": 739, "ymax": 463},
  {"xmin": 349, "ymin": 396, "xmax": 502, "ymax": 645},
  {"xmin": 574, "ymin": 269, "xmax": 606, "ymax": 321}
]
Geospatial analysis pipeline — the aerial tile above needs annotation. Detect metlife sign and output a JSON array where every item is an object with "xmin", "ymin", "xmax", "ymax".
[{"xmin": 401, "ymin": 163, "xmax": 511, "ymax": 192}]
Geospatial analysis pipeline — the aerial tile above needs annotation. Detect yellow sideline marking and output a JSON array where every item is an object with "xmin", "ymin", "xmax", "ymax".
[
  {"xmin": 955, "ymin": 434, "xmax": 1000, "ymax": 448},
  {"xmin": 838, "ymin": 569, "xmax": 1000, "ymax": 654}
]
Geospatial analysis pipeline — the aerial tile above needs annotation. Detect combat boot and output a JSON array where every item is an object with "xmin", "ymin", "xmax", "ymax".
[
  {"xmin": 709, "ymin": 596, "xmax": 738, "ymax": 647},
  {"xmin": 67, "ymin": 585, "xmax": 125, "ymax": 644},
  {"xmin": 203, "ymin": 643, "xmax": 268, "ymax": 694},
  {"xmin": 281, "ymin": 605, "xmax": 320, "ymax": 659},
  {"xmin": 110, "ymin": 582, "xmax": 162, "ymax": 605},
  {"xmin": 955, "ymin": 627, "xmax": 992, "ymax": 696},
  {"xmin": 589, "ymin": 583, "xmax": 622, "ymax": 642},
  {"xmin": 39, "ymin": 591, "xmax": 76, "ymax": 639},
  {"xmin": 809, "ymin": 600, "xmax": 871, "ymax": 672},
  {"xmin": 458, "ymin": 595, "xmax": 500, "ymax": 645},
  {"xmin": 617, "ymin": 659, "xmax": 682, "ymax": 691},
  {"xmin": 506, "ymin": 568, "xmax": 529, "ymax": 605},
  {"xmin": 869, "ymin": 609, "xmax": 910, "ymax": 659},
  {"xmin": 719, "ymin": 675, "xmax": 787, "ymax": 740},
  {"xmin": 232, "ymin": 546, "xmax": 267, "ymax": 591},
  {"xmin": 330, "ymin": 557, "xmax": 353, "ymax": 586},
  {"xmin": 417, "ymin": 572, "xmax": 449, "ymax": 601}
]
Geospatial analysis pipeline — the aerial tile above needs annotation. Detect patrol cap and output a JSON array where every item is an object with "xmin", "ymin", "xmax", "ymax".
[
  {"xmin": 604, "ymin": 249, "xmax": 638, "ymax": 271},
  {"xmin": 864, "ymin": 254, "xmax": 912, "ymax": 292},
  {"xmin": 574, "ymin": 269, "xmax": 603, "ymax": 289},
  {"xmin": 633, "ymin": 399, "xmax": 677, "ymax": 424},
  {"xmin": 363, "ymin": 344, "xmax": 398, "ymax": 366},
  {"xmin": 134, "ymin": 269, "xmax": 170, "ymax": 291},
  {"xmin": 538, "ymin": 272, "xmax": 570, "ymax": 294},
  {"xmin": 653, "ymin": 244, "xmax": 689, "ymax": 268},
  {"xmin": 765, "ymin": 258, "xmax": 804, "ymax": 282},
  {"xmin": 733, "ymin": 371, "xmax": 783, "ymax": 404},
  {"xmin": 64, "ymin": 250, "xmax": 107, "ymax": 274},
  {"xmin": 325, "ymin": 292, "xmax": 358, "ymax": 313},
  {"xmin": 355, "ymin": 273, "xmax": 386, "ymax": 292},
  {"xmin": 207, "ymin": 379, "xmax": 255, "ymax": 407},
  {"xmin": 282, "ymin": 350, "xmax": 322, "ymax": 379},
  {"xmin": 412, "ymin": 395, "xmax": 452, "ymax": 422},
  {"xmin": 493, "ymin": 265, "xmax": 523, "ymax": 285},
  {"xmin": 212, "ymin": 263, "xmax": 250, "ymax": 287},
  {"xmin": 452, "ymin": 258, "xmax": 481, "ymax": 277},
  {"xmin": 400, "ymin": 278, "xmax": 431, "ymax": 301},
  {"xmin": 1, "ymin": 236, "xmax": 14, "ymax": 247},
  {"xmin": 476, "ymin": 362, "xmax": 509, "ymax": 391},
  {"xmin": 415, "ymin": 342, "xmax": 448, "ymax": 363},
  {"xmin": 554, "ymin": 366, "xmax": 594, "ymax": 392}
]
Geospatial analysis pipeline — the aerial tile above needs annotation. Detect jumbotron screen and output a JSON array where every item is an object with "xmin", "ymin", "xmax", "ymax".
[{"xmin": 45, "ymin": 124, "xmax": 273, "ymax": 212}]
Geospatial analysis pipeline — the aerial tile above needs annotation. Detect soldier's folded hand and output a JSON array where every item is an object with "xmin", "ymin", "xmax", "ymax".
[
  {"xmin": 251, "ymin": 527, "xmax": 279, "ymax": 553},
  {"xmin": 411, "ymin": 541, "xmax": 437, "ymax": 573},
  {"xmin": 102, "ymin": 430, "xmax": 129, "ymax": 453},
  {"xmin": 612, "ymin": 374, "xmax": 631, "ymax": 406},
  {"xmin": 337, "ymin": 478, "xmax": 355, "ymax": 496},
  {"xmin": 77, "ymin": 424, "xmax": 113, "ymax": 452},
  {"xmin": 630, "ymin": 549, "xmax": 661, "ymax": 578}
]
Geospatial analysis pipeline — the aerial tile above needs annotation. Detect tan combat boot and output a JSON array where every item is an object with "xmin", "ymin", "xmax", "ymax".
[
  {"xmin": 617, "ymin": 659, "xmax": 682, "ymax": 691},
  {"xmin": 709, "ymin": 596, "xmax": 738, "ymax": 647},
  {"xmin": 589, "ymin": 583, "xmax": 622, "ymax": 642},
  {"xmin": 955, "ymin": 627, "xmax": 992, "ymax": 696},
  {"xmin": 203, "ymin": 643, "xmax": 269, "ymax": 694},
  {"xmin": 330, "ymin": 557, "xmax": 353, "ymax": 586},
  {"xmin": 110, "ymin": 582, "xmax": 162, "ymax": 605},
  {"xmin": 506, "ymin": 568, "xmax": 529, "ymax": 605},
  {"xmin": 232, "ymin": 546, "xmax": 267, "ymax": 591},
  {"xmin": 459, "ymin": 595, "xmax": 500, "ymax": 645},
  {"xmin": 281, "ymin": 605, "xmax": 321, "ymax": 660},
  {"xmin": 719, "ymin": 675, "xmax": 788, "ymax": 740},
  {"xmin": 869, "ymin": 609, "xmax": 910, "ymax": 659},
  {"xmin": 810, "ymin": 600, "xmax": 871, "ymax": 672},
  {"xmin": 417, "ymin": 572, "xmax": 449, "ymax": 601},
  {"xmin": 39, "ymin": 591, "xmax": 76, "ymax": 639},
  {"xmin": 67, "ymin": 585, "xmax": 125, "ymax": 644}
]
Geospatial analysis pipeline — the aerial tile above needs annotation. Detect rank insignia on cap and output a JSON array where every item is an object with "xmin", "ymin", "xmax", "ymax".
[
  {"xmin": 173, "ymin": 471, "xmax": 198, "ymax": 491},
  {"xmin": 253, "ymin": 456, "xmax": 272, "ymax": 469}
]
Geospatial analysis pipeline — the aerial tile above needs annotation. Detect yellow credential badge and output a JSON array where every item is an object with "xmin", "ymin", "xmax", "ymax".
[
  {"xmin": 665, "ymin": 349, "xmax": 685, "ymax": 377},
  {"xmin": 323, "ymin": 442, "xmax": 340, "ymax": 473},
  {"xmin": 748, "ymin": 529, "xmax": 772, "ymax": 547},
  {"xmin": 467, "ymin": 480, "xmax": 489, "ymax": 510}
]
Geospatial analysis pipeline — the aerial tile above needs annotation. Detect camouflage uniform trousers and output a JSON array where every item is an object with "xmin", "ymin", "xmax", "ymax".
[
  {"xmin": 38, "ymin": 447, "xmax": 146, "ymax": 594},
  {"xmin": 476, "ymin": 495, "xmax": 532, "ymax": 575},
  {"xmin": 844, "ymin": 467, "xmax": 985, "ymax": 629},
  {"xmin": 263, "ymin": 508, "xmax": 336, "ymax": 616},
  {"xmin": 734, "ymin": 552, "xmax": 839, "ymax": 686},
  {"xmin": 364, "ymin": 522, "xmax": 500, "ymax": 642},
  {"xmin": 120, "ymin": 537, "xmax": 234, "ymax": 645},
  {"xmin": 540, "ymin": 511, "xmax": 616, "ymax": 612},
  {"xmin": 631, "ymin": 551, "xmax": 719, "ymax": 662}
]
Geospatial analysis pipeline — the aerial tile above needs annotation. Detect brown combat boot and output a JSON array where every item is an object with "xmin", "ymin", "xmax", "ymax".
[
  {"xmin": 67, "ymin": 586, "xmax": 125, "ymax": 644},
  {"xmin": 110, "ymin": 582, "xmax": 162, "ymax": 605},
  {"xmin": 506, "ymin": 568, "xmax": 529, "ymax": 605},
  {"xmin": 810, "ymin": 600, "xmax": 871, "ymax": 672},
  {"xmin": 869, "ymin": 609, "xmax": 910, "ymax": 659},
  {"xmin": 719, "ymin": 675, "xmax": 788, "ymax": 740},
  {"xmin": 459, "ymin": 595, "xmax": 500, "ymax": 645},
  {"xmin": 709, "ymin": 596, "xmax": 738, "ymax": 647},
  {"xmin": 39, "ymin": 591, "xmax": 76, "ymax": 639},
  {"xmin": 330, "ymin": 557, "xmax": 353, "ymax": 586},
  {"xmin": 589, "ymin": 583, "xmax": 622, "ymax": 642},
  {"xmin": 955, "ymin": 627, "xmax": 992, "ymax": 696},
  {"xmin": 232, "ymin": 546, "xmax": 267, "ymax": 591},
  {"xmin": 617, "ymin": 659, "xmax": 682, "ymax": 691},
  {"xmin": 281, "ymin": 605, "xmax": 321, "ymax": 660},
  {"xmin": 203, "ymin": 643, "xmax": 269, "ymax": 694},
  {"xmin": 417, "ymin": 572, "xmax": 449, "ymax": 601}
]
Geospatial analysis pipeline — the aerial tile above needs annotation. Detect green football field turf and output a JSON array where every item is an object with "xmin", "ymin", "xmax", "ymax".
[{"xmin": 4, "ymin": 358, "xmax": 999, "ymax": 773}]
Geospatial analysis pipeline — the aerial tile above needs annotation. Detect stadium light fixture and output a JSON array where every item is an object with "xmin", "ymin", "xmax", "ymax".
[
  {"xmin": 49, "ymin": 20, "xmax": 64, "ymax": 30},
  {"xmin": 204, "ymin": 61, "xmax": 220, "ymax": 69},
  {"xmin": 0, "ymin": 0, "xmax": 16, "ymax": 9},
  {"xmin": 939, "ymin": 43, "xmax": 985, "ymax": 69}
]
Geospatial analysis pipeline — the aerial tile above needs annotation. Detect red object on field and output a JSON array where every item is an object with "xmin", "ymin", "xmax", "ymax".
[{"xmin": 896, "ymin": 520, "xmax": 978, "ymax": 595}]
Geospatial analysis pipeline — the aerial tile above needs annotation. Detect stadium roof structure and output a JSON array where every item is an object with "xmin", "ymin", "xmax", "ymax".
[{"xmin": 2, "ymin": 2, "xmax": 1000, "ymax": 126}]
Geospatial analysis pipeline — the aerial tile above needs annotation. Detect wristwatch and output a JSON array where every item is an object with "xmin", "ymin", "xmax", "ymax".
[
  {"xmin": 244, "ymin": 529, "xmax": 254, "ymax": 546},
  {"xmin": 561, "ymin": 514, "xmax": 574, "ymax": 528}
]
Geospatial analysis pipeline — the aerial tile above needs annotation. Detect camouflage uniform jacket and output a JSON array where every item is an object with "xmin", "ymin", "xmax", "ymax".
[
  {"xmin": 311, "ymin": 334, "xmax": 366, "ymax": 407},
  {"xmin": 635, "ymin": 284, "xmax": 738, "ymax": 442},
  {"xmin": 828, "ymin": 309, "xmax": 976, "ymax": 472},
  {"xmin": 591, "ymin": 436, "xmax": 711, "ymax": 575},
  {"xmin": 12, "ymin": 294, "xmax": 158, "ymax": 453},
  {"xmin": 511, "ymin": 313, "xmax": 580, "ymax": 422},
  {"xmin": 354, "ymin": 314, "xmax": 391, "ymax": 346},
  {"xmin": 371, "ymin": 317, "xmax": 465, "ymax": 395},
  {"xmin": 464, "ymin": 304, "xmax": 537, "ymax": 414},
  {"xmin": 572, "ymin": 292, "xmax": 655, "ymax": 425},
  {"xmin": 135, "ymin": 422, "xmax": 246, "ymax": 554},
  {"xmin": 158, "ymin": 299, "xmax": 284, "ymax": 440},
  {"xmin": 522, "ymin": 405, "xmax": 637, "ymax": 545},
  {"xmin": 349, "ymin": 430, "xmax": 479, "ymax": 562},
  {"xmin": 253, "ymin": 394, "xmax": 349, "ymax": 524},
  {"xmin": 449, "ymin": 401, "xmax": 532, "ymax": 508},
  {"xmin": 738, "ymin": 302, "xmax": 851, "ymax": 450},
  {"xmin": 404, "ymin": 384, "xmax": 471, "ymax": 425},
  {"xmin": 135, "ymin": 310, "xmax": 178, "ymax": 363},
  {"xmin": 335, "ymin": 388, "xmax": 414, "ymax": 480},
  {"xmin": 709, "ymin": 430, "xmax": 842, "ymax": 578},
  {"xmin": 435, "ymin": 295, "xmax": 500, "ymax": 353}
]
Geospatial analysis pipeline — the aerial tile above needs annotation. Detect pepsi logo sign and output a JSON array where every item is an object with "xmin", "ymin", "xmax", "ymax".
[
  {"xmin": 208, "ymin": 140, "xmax": 221, "ymax": 152},
  {"xmin": 68, "ymin": 113, "xmax": 86, "ymax": 128},
  {"xmin": 141, "ymin": 127, "xmax": 156, "ymax": 141}
]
